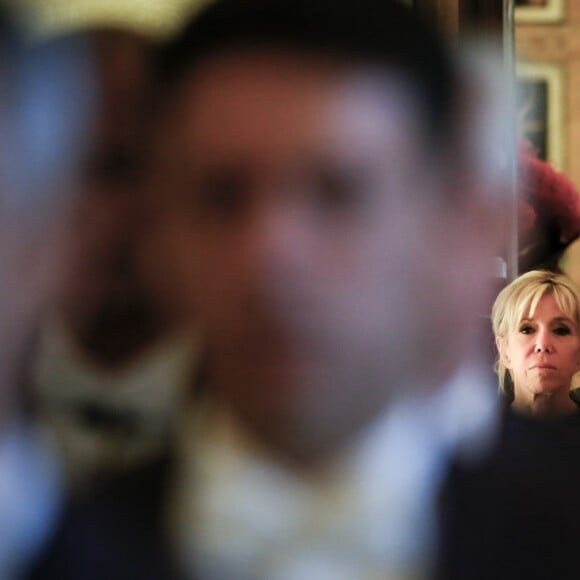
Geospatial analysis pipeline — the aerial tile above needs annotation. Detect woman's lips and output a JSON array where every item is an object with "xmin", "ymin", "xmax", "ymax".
[{"xmin": 531, "ymin": 363, "xmax": 557, "ymax": 370}]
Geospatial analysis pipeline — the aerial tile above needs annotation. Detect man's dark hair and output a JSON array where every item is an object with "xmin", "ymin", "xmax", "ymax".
[{"xmin": 158, "ymin": 0, "xmax": 459, "ymax": 146}]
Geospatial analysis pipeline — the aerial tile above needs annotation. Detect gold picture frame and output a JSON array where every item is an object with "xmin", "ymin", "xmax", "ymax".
[
  {"xmin": 516, "ymin": 61, "xmax": 565, "ymax": 171},
  {"xmin": 515, "ymin": 0, "xmax": 565, "ymax": 24}
]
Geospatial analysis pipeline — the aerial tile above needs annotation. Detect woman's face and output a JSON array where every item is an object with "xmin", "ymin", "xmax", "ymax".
[{"xmin": 501, "ymin": 293, "xmax": 580, "ymax": 401}]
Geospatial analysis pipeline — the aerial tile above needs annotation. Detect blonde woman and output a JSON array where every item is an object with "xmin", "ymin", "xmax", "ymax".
[{"xmin": 492, "ymin": 270, "xmax": 580, "ymax": 418}]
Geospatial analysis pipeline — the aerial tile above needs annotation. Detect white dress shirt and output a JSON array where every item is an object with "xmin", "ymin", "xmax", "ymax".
[{"xmin": 169, "ymin": 362, "xmax": 499, "ymax": 580}]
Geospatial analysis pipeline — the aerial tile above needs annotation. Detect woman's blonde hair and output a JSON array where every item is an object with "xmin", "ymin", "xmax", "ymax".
[{"xmin": 491, "ymin": 269, "xmax": 580, "ymax": 397}]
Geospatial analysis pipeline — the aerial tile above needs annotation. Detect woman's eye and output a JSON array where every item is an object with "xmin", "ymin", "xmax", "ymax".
[
  {"xmin": 554, "ymin": 326, "xmax": 572, "ymax": 336},
  {"xmin": 519, "ymin": 325, "xmax": 534, "ymax": 335}
]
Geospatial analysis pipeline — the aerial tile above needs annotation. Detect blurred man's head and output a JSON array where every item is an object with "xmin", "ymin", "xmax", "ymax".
[
  {"xmin": 0, "ymin": 12, "xmax": 93, "ymax": 421},
  {"xmin": 149, "ymin": 0, "xmax": 506, "ymax": 461},
  {"xmin": 55, "ymin": 29, "xmax": 169, "ymax": 368}
]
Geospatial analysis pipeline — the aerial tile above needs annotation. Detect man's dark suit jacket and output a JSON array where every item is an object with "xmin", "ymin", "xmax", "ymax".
[
  {"xmin": 28, "ymin": 411, "xmax": 580, "ymax": 580},
  {"xmin": 27, "ymin": 455, "xmax": 184, "ymax": 580}
]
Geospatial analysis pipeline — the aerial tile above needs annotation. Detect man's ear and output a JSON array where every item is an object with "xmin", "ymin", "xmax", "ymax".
[{"xmin": 496, "ymin": 336, "xmax": 512, "ymax": 369}]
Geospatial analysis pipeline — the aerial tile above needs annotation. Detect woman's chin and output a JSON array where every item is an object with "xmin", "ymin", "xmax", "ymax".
[{"xmin": 530, "ymin": 381, "xmax": 568, "ymax": 397}]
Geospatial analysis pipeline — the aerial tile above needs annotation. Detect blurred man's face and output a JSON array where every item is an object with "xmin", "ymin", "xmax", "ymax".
[
  {"xmin": 66, "ymin": 49, "xmax": 143, "ymax": 319},
  {"xmin": 60, "ymin": 136, "xmax": 156, "ymax": 363},
  {"xmin": 57, "ymin": 33, "xmax": 167, "ymax": 366},
  {"xmin": 153, "ymin": 51, "xmax": 493, "ymax": 454}
]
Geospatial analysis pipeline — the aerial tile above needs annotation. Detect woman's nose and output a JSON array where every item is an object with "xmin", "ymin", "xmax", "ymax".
[{"xmin": 534, "ymin": 331, "xmax": 553, "ymax": 353}]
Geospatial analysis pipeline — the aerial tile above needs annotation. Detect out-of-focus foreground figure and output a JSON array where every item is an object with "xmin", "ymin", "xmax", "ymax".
[
  {"xmin": 30, "ymin": 0, "xmax": 508, "ymax": 578},
  {"xmin": 0, "ymin": 10, "xmax": 94, "ymax": 579},
  {"xmin": 29, "ymin": 27, "xmax": 198, "ymax": 492}
]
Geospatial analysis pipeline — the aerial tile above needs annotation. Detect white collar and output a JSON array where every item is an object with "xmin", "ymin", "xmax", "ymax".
[
  {"xmin": 169, "ymin": 361, "xmax": 498, "ymax": 580},
  {"xmin": 31, "ymin": 315, "xmax": 198, "ymax": 419}
]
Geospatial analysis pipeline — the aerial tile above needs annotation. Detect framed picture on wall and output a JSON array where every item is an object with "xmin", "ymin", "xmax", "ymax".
[
  {"xmin": 515, "ymin": 0, "xmax": 564, "ymax": 24},
  {"xmin": 516, "ymin": 61, "xmax": 564, "ymax": 170}
]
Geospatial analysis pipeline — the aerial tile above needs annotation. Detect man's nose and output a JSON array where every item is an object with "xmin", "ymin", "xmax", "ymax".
[{"xmin": 245, "ymin": 203, "xmax": 313, "ymax": 276}]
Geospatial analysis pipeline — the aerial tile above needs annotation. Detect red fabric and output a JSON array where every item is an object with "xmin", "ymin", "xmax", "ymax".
[
  {"xmin": 516, "ymin": 142, "xmax": 580, "ymax": 271},
  {"xmin": 519, "ymin": 151, "xmax": 580, "ymax": 245}
]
